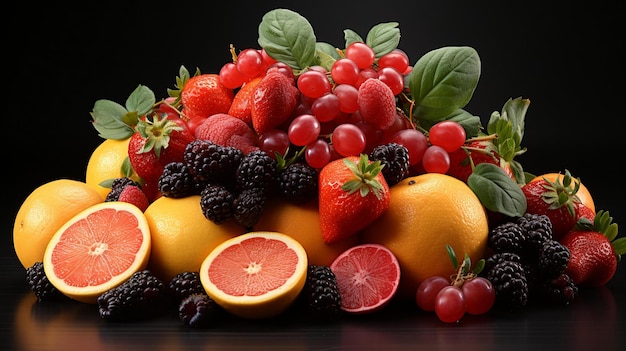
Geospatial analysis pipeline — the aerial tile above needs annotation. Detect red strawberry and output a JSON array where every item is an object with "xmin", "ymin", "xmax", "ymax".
[
  {"xmin": 128, "ymin": 114, "xmax": 195, "ymax": 201},
  {"xmin": 447, "ymin": 139, "xmax": 514, "ymax": 183},
  {"xmin": 575, "ymin": 202, "xmax": 596, "ymax": 224},
  {"xmin": 194, "ymin": 113, "xmax": 259, "ymax": 154},
  {"xmin": 250, "ymin": 70, "xmax": 299, "ymax": 135},
  {"xmin": 181, "ymin": 73, "xmax": 234, "ymax": 120},
  {"xmin": 118, "ymin": 185, "xmax": 149, "ymax": 212},
  {"xmin": 357, "ymin": 78, "xmax": 396, "ymax": 130},
  {"xmin": 228, "ymin": 76, "xmax": 262, "ymax": 125},
  {"xmin": 318, "ymin": 154, "xmax": 390, "ymax": 244},
  {"xmin": 560, "ymin": 210, "xmax": 625, "ymax": 287},
  {"xmin": 521, "ymin": 170, "xmax": 580, "ymax": 241}
]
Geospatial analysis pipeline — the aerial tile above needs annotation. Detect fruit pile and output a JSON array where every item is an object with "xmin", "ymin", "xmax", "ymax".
[{"xmin": 13, "ymin": 8, "xmax": 626, "ymax": 326}]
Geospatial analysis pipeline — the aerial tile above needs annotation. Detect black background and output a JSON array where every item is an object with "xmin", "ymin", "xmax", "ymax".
[{"xmin": 6, "ymin": 1, "xmax": 624, "ymax": 235}]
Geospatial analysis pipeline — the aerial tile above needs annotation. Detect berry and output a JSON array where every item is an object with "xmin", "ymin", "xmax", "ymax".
[
  {"xmin": 232, "ymin": 188, "xmax": 266, "ymax": 228},
  {"xmin": 194, "ymin": 113, "xmax": 259, "ymax": 154},
  {"xmin": 302, "ymin": 265, "xmax": 342, "ymax": 321},
  {"xmin": 488, "ymin": 222, "xmax": 526, "ymax": 254},
  {"xmin": 277, "ymin": 162, "xmax": 319, "ymax": 203},
  {"xmin": 168, "ymin": 271, "xmax": 205, "ymax": 301},
  {"xmin": 178, "ymin": 293, "xmax": 221, "ymax": 328},
  {"xmin": 117, "ymin": 184, "xmax": 150, "ymax": 212},
  {"xmin": 539, "ymin": 273, "xmax": 578, "ymax": 305},
  {"xmin": 487, "ymin": 260, "xmax": 529, "ymax": 310},
  {"xmin": 235, "ymin": 150, "xmax": 277, "ymax": 196},
  {"xmin": 199, "ymin": 184, "xmax": 235, "ymax": 224},
  {"xmin": 158, "ymin": 161, "xmax": 200, "ymax": 198},
  {"xmin": 368, "ymin": 143, "xmax": 410, "ymax": 186},
  {"xmin": 357, "ymin": 78, "xmax": 396, "ymax": 130},
  {"xmin": 184, "ymin": 139, "xmax": 243, "ymax": 186},
  {"xmin": 26, "ymin": 262, "xmax": 64, "ymax": 302},
  {"xmin": 537, "ymin": 240, "xmax": 570, "ymax": 278},
  {"xmin": 105, "ymin": 177, "xmax": 142, "ymax": 202}
]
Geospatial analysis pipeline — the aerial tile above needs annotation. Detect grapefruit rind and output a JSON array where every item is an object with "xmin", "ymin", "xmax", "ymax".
[
  {"xmin": 200, "ymin": 231, "xmax": 308, "ymax": 319},
  {"xmin": 43, "ymin": 201, "xmax": 151, "ymax": 304}
]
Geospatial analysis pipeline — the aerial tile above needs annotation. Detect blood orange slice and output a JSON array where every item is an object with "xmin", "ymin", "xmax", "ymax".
[
  {"xmin": 330, "ymin": 243, "xmax": 401, "ymax": 313},
  {"xmin": 43, "ymin": 201, "xmax": 151, "ymax": 304},
  {"xmin": 199, "ymin": 231, "xmax": 308, "ymax": 319}
]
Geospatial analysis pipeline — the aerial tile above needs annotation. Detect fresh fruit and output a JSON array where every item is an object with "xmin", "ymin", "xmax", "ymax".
[
  {"xmin": 228, "ymin": 76, "xmax": 263, "ymax": 125},
  {"xmin": 329, "ymin": 243, "xmax": 400, "ymax": 313},
  {"xmin": 531, "ymin": 172, "xmax": 595, "ymax": 213},
  {"xmin": 253, "ymin": 197, "xmax": 359, "ymax": 266},
  {"xmin": 521, "ymin": 170, "xmax": 580, "ymax": 240},
  {"xmin": 13, "ymin": 179, "xmax": 104, "ymax": 269},
  {"xmin": 250, "ymin": 69, "xmax": 300, "ymax": 135},
  {"xmin": 560, "ymin": 210, "xmax": 626, "ymax": 287},
  {"xmin": 117, "ymin": 184, "xmax": 149, "ymax": 212},
  {"xmin": 361, "ymin": 173, "xmax": 489, "ymax": 299},
  {"xmin": 318, "ymin": 154, "xmax": 390, "ymax": 245},
  {"xmin": 434, "ymin": 286, "xmax": 466, "ymax": 323},
  {"xmin": 180, "ymin": 73, "xmax": 234, "ymax": 120},
  {"xmin": 85, "ymin": 138, "xmax": 135, "ymax": 199},
  {"xmin": 194, "ymin": 113, "xmax": 260, "ymax": 154},
  {"xmin": 357, "ymin": 78, "xmax": 397, "ymax": 130},
  {"xmin": 42, "ymin": 201, "xmax": 151, "ymax": 304},
  {"xmin": 199, "ymin": 231, "xmax": 308, "ymax": 319},
  {"xmin": 143, "ymin": 195, "xmax": 245, "ymax": 282}
]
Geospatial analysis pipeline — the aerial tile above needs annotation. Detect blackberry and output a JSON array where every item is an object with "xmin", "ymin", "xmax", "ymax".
[
  {"xmin": 158, "ymin": 162, "xmax": 201, "ymax": 198},
  {"xmin": 105, "ymin": 177, "xmax": 142, "ymax": 202},
  {"xmin": 184, "ymin": 139, "xmax": 243, "ymax": 185},
  {"xmin": 516, "ymin": 213, "xmax": 553, "ymax": 259},
  {"xmin": 26, "ymin": 262, "xmax": 64, "ymax": 302},
  {"xmin": 200, "ymin": 184, "xmax": 235, "ymax": 223},
  {"xmin": 537, "ymin": 240, "xmax": 570, "ymax": 278},
  {"xmin": 232, "ymin": 188, "xmax": 266, "ymax": 228},
  {"xmin": 277, "ymin": 162, "xmax": 318, "ymax": 203},
  {"xmin": 538, "ymin": 273, "xmax": 578, "ymax": 305},
  {"xmin": 97, "ymin": 270, "xmax": 170, "ymax": 321},
  {"xmin": 302, "ymin": 265, "xmax": 342, "ymax": 321},
  {"xmin": 481, "ymin": 252, "xmax": 523, "ymax": 277},
  {"xmin": 488, "ymin": 222, "xmax": 526, "ymax": 254},
  {"xmin": 486, "ymin": 260, "xmax": 529, "ymax": 309},
  {"xmin": 235, "ymin": 150, "xmax": 277, "ymax": 196},
  {"xmin": 168, "ymin": 271, "xmax": 205, "ymax": 301},
  {"xmin": 368, "ymin": 143, "xmax": 410, "ymax": 186},
  {"xmin": 178, "ymin": 293, "xmax": 221, "ymax": 328}
]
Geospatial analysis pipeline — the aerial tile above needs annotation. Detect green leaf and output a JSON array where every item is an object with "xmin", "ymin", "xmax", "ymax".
[
  {"xmin": 409, "ymin": 46, "xmax": 481, "ymax": 123},
  {"xmin": 126, "ymin": 85, "xmax": 155, "ymax": 117},
  {"xmin": 440, "ymin": 109, "xmax": 483, "ymax": 138},
  {"xmin": 343, "ymin": 29, "xmax": 363, "ymax": 47},
  {"xmin": 90, "ymin": 99, "xmax": 135, "ymax": 140},
  {"xmin": 315, "ymin": 42, "xmax": 340, "ymax": 71},
  {"xmin": 258, "ymin": 8, "xmax": 317, "ymax": 70},
  {"xmin": 467, "ymin": 163, "xmax": 527, "ymax": 217},
  {"xmin": 366, "ymin": 22, "xmax": 400, "ymax": 58}
]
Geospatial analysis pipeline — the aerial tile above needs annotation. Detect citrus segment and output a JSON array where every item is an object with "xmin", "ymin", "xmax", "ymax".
[
  {"xmin": 42, "ymin": 201, "xmax": 151, "ymax": 304},
  {"xmin": 360, "ymin": 173, "xmax": 489, "ymax": 299},
  {"xmin": 13, "ymin": 179, "xmax": 104, "ymax": 269},
  {"xmin": 199, "ymin": 231, "xmax": 308, "ymax": 319},
  {"xmin": 144, "ymin": 195, "xmax": 245, "ymax": 282},
  {"xmin": 330, "ymin": 243, "xmax": 400, "ymax": 313}
]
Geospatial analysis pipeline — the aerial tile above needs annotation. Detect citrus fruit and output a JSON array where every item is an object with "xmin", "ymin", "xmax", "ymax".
[
  {"xmin": 360, "ymin": 173, "xmax": 489, "ymax": 299},
  {"xmin": 253, "ymin": 197, "xmax": 359, "ymax": 266},
  {"xmin": 143, "ymin": 195, "xmax": 246, "ymax": 282},
  {"xmin": 86, "ymin": 138, "xmax": 137, "ymax": 199},
  {"xmin": 13, "ymin": 179, "xmax": 104, "ymax": 269},
  {"xmin": 199, "ymin": 231, "xmax": 308, "ymax": 319},
  {"xmin": 42, "ymin": 201, "xmax": 151, "ymax": 304},
  {"xmin": 330, "ymin": 243, "xmax": 400, "ymax": 313},
  {"xmin": 530, "ymin": 172, "xmax": 595, "ymax": 213}
]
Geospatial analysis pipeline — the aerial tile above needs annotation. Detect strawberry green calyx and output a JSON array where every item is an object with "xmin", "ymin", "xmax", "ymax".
[
  {"xmin": 540, "ymin": 169, "xmax": 580, "ymax": 217},
  {"xmin": 341, "ymin": 154, "xmax": 386, "ymax": 200},
  {"xmin": 135, "ymin": 114, "xmax": 183, "ymax": 158}
]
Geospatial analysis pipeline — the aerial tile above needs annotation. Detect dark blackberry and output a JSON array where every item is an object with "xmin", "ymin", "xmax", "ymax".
[
  {"xmin": 368, "ymin": 143, "xmax": 410, "ymax": 186},
  {"xmin": 235, "ymin": 150, "xmax": 277, "ymax": 196},
  {"xmin": 184, "ymin": 139, "xmax": 243, "ymax": 185},
  {"xmin": 486, "ymin": 260, "xmax": 529, "ymax": 309},
  {"xmin": 537, "ymin": 240, "xmax": 570, "ymax": 278},
  {"xmin": 105, "ymin": 177, "xmax": 142, "ymax": 202},
  {"xmin": 178, "ymin": 293, "xmax": 221, "ymax": 328},
  {"xmin": 481, "ymin": 252, "xmax": 523, "ymax": 277},
  {"xmin": 233, "ymin": 188, "xmax": 266, "ymax": 228},
  {"xmin": 26, "ymin": 262, "xmax": 64, "ymax": 302},
  {"xmin": 97, "ymin": 270, "xmax": 170, "ymax": 321},
  {"xmin": 168, "ymin": 271, "xmax": 205, "ymax": 301},
  {"xmin": 516, "ymin": 213, "xmax": 553, "ymax": 259},
  {"xmin": 488, "ymin": 222, "xmax": 526, "ymax": 254},
  {"xmin": 302, "ymin": 265, "xmax": 342, "ymax": 321},
  {"xmin": 538, "ymin": 273, "xmax": 578, "ymax": 305},
  {"xmin": 200, "ymin": 184, "xmax": 235, "ymax": 223},
  {"xmin": 277, "ymin": 162, "xmax": 318, "ymax": 203},
  {"xmin": 158, "ymin": 162, "xmax": 201, "ymax": 198}
]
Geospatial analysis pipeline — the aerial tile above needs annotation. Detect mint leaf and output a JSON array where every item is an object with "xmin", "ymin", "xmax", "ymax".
[
  {"xmin": 409, "ymin": 46, "xmax": 481, "ymax": 124},
  {"xmin": 90, "ymin": 99, "xmax": 135, "ymax": 140},
  {"xmin": 467, "ymin": 163, "xmax": 527, "ymax": 217},
  {"xmin": 258, "ymin": 8, "xmax": 316, "ymax": 70},
  {"xmin": 126, "ymin": 85, "xmax": 155, "ymax": 117},
  {"xmin": 366, "ymin": 22, "xmax": 400, "ymax": 57}
]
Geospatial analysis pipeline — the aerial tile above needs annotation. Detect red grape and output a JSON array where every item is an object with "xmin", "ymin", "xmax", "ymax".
[
  {"xmin": 298, "ymin": 70, "xmax": 331, "ymax": 98},
  {"xmin": 288, "ymin": 114, "xmax": 321, "ymax": 146},
  {"xmin": 333, "ymin": 84, "xmax": 359, "ymax": 113},
  {"xmin": 331, "ymin": 123, "xmax": 366, "ymax": 157},
  {"xmin": 384, "ymin": 129, "xmax": 428, "ymax": 165},
  {"xmin": 461, "ymin": 277, "xmax": 495, "ymax": 315},
  {"xmin": 331, "ymin": 58, "xmax": 360, "ymax": 86},
  {"xmin": 416, "ymin": 276, "xmax": 450, "ymax": 312},
  {"xmin": 428, "ymin": 121, "xmax": 466, "ymax": 152},
  {"xmin": 434, "ymin": 285, "xmax": 466, "ymax": 323},
  {"xmin": 421, "ymin": 145, "xmax": 450, "ymax": 174},
  {"xmin": 305, "ymin": 138, "xmax": 331, "ymax": 169},
  {"xmin": 345, "ymin": 42, "xmax": 375, "ymax": 69},
  {"xmin": 236, "ymin": 48, "xmax": 264, "ymax": 78},
  {"xmin": 377, "ymin": 67, "xmax": 404, "ymax": 95}
]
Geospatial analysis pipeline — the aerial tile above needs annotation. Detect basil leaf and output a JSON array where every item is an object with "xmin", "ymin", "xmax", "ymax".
[
  {"xmin": 316, "ymin": 42, "xmax": 340, "ymax": 71},
  {"xmin": 126, "ymin": 85, "xmax": 155, "ymax": 117},
  {"xmin": 409, "ymin": 46, "xmax": 481, "ymax": 123},
  {"xmin": 344, "ymin": 29, "xmax": 363, "ymax": 47},
  {"xmin": 467, "ymin": 163, "xmax": 527, "ymax": 217},
  {"xmin": 258, "ymin": 8, "xmax": 316, "ymax": 70},
  {"xmin": 90, "ymin": 99, "xmax": 135, "ymax": 140},
  {"xmin": 366, "ymin": 22, "xmax": 400, "ymax": 57}
]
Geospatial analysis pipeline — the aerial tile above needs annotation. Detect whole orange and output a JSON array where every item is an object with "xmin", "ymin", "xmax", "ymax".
[
  {"xmin": 86, "ymin": 138, "xmax": 139, "ymax": 199},
  {"xmin": 530, "ymin": 172, "xmax": 595, "ymax": 213},
  {"xmin": 360, "ymin": 173, "xmax": 489, "ymax": 300}
]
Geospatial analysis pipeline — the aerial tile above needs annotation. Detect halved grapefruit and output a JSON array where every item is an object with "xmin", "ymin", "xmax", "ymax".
[
  {"xmin": 199, "ymin": 231, "xmax": 308, "ymax": 319},
  {"xmin": 43, "ymin": 201, "xmax": 151, "ymax": 304}
]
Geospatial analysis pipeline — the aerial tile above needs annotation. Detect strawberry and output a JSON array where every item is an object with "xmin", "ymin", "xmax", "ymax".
[
  {"xmin": 250, "ymin": 69, "xmax": 299, "ymax": 135},
  {"xmin": 228, "ymin": 76, "xmax": 262, "ymax": 125},
  {"xmin": 318, "ymin": 154, "xmax": 390, "ymax": 244},
  {"xmin": 560, "ymin": 210, "xmax": 625, "ymax": 287},
  {"xmin": 194, "ymin": 113, "xmax": 260, "ymax": 154},
  {"xmin": 128, "ymin": 114, "xmax": 195, "ymax": 201},
  {"xmin": 521, "ymin": 170, "xmax": 580, "ymax": 241},
  {"xmin": 447, "ymin": 138, "xmax": 514, "ymax": 183},
  {"xmin": 357, "ymin": 78, "xmax": 396, "ymax": 130},
  {"xmin": 117, "ymin": 184, "xmax": 149, "ymax": 212},
  {"xmin": 180, "ymin": 73, "xmax": 234, "ymax": 120},
  {"xmin": 575, "ymin": 202, "xmax": 596, "ymax": 224}
]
